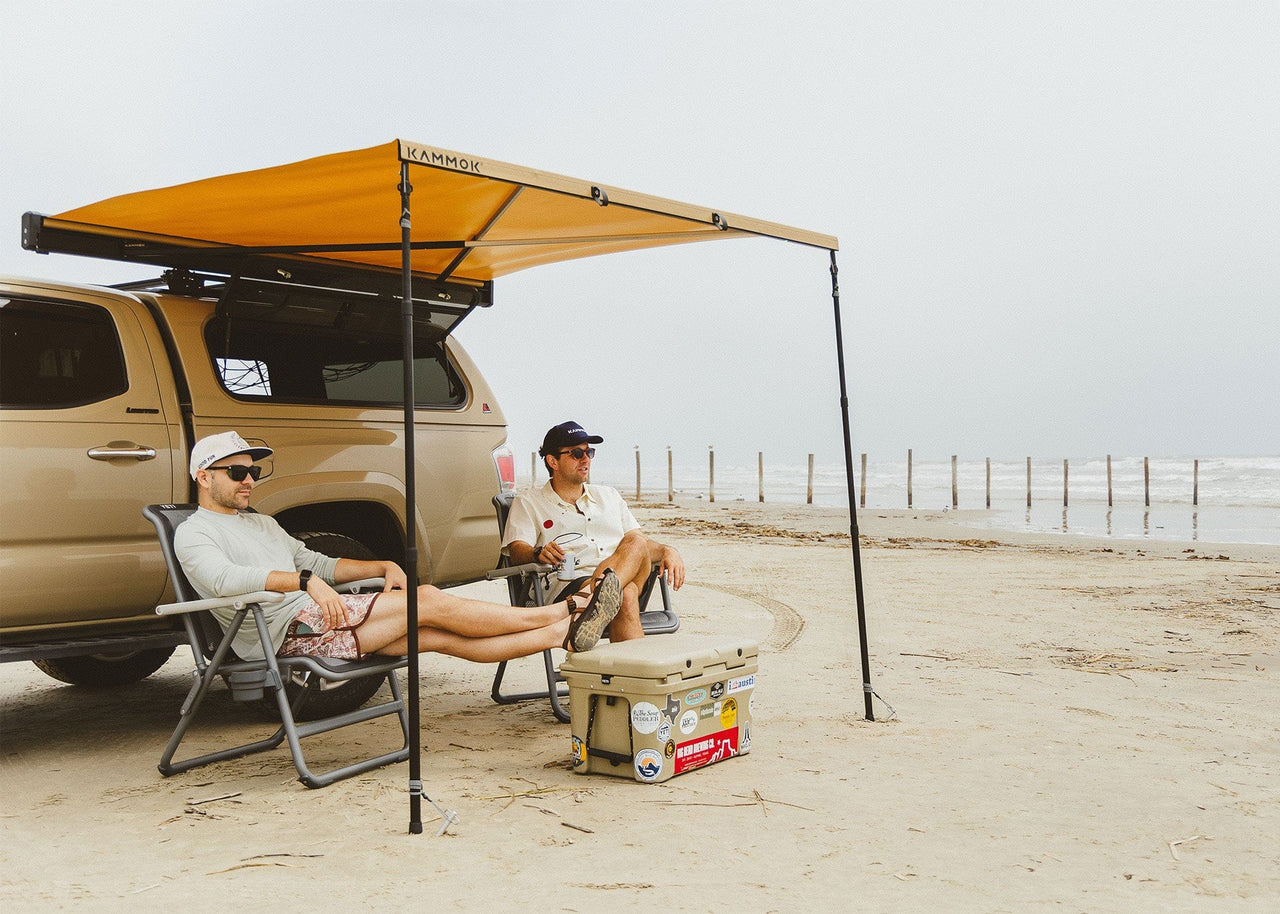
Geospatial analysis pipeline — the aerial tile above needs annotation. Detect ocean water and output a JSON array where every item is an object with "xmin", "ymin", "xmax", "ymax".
[{"xmin": 587, "ymin": 454, "xmax": 1280, "ymax": 547}]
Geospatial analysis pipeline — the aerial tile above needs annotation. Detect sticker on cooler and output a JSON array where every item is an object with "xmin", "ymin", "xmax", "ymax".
[
  {"xmin": 631, "ymin": 702, "xmax": 661, "ymax": 734},
  {"xmin": 679, "ymin": 709, "xmax": 699, "ymax": 735},
  {"xmin": 635, "ymin": 749, "xmax": 663, "ymax": 781},
  {"xmin": 727, "ymin": 673, "xmax": 756, "ymax": 695},
  {"xmin": 674, "ymin": 727, "xmax": 739, "ymax": 774}
]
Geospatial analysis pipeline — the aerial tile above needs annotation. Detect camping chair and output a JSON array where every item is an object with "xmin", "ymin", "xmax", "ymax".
[
  {"xmin": 486, "ymin": 490, "xmax": 679, "ymax": 722},
  {"xmin": 142, "ymin": 504, "xmax": 410, "ymax": 789}
]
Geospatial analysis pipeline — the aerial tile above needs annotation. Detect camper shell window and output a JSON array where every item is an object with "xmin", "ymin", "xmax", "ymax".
[{"xmin": 204, "ymin": 277, "xmax": 480, "ymax": 408}]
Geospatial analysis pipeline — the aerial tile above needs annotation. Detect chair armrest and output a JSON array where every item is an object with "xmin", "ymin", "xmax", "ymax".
[
  {"xmin": 486, "ymin": 562, "xmax": 554, "ymax": 581},
  {"xmin": 337, "ymin": 578, "xmax": 386, "ymax": 594},
  {"xmin": 156, "ymin": 591, "xmax": 286, "ymax": 617}
]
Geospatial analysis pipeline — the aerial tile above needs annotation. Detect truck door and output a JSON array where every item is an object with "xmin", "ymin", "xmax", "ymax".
[{"xmin": 0, "ymin": 287, "xmax": 178, "ymax": 633}]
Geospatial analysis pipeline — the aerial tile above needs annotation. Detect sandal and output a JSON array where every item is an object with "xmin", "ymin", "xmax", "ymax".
[{"xmin": 564, "ymin": 569, "xmax": 622, "ymax": 652}]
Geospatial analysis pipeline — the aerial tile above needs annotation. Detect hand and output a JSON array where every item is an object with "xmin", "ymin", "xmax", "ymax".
[
  {"xmin": 306, "ymin": 577, "xmax": 346, "ymax": 630},
  {"xmin": 659, "ymin": 546, "xmax": 685, "ymax": 591},
  {"xmin": 380, "ymin": 561, "xmax": 409, "ymax": 592},
  {"xmin": 538, "ymin": 542, "xmax": 565, "ymax": 566}
]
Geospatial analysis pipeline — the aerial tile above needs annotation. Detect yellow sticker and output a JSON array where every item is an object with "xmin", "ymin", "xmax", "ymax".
[{"xmin": 720, "ymin": 697, "xmax": 737, "ymax": 730}]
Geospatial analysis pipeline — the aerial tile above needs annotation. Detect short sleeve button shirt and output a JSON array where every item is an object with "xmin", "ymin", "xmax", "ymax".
[{"xmin": 501, "ymin": 481, "xmax": 640, "ymax": 574}]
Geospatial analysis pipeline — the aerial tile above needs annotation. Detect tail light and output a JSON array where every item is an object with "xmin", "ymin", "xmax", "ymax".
[{"xmin": 492, "ymin": 444, "xmax": 516, "ymax": 491}]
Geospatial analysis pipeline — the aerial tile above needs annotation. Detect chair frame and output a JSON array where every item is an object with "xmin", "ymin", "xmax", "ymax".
[
  {"xmin": 143, "ymin": 504, "xmax": 410, "ymax": 789},
  {"xmin": 486, "ymin": 491, "xmax": 678, "ymax": 722}
]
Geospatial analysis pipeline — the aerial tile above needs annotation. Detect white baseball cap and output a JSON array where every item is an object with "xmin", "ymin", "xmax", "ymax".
[{"xmin": 189, "ymin": 431, "xmax": 274, "ymax": 480}]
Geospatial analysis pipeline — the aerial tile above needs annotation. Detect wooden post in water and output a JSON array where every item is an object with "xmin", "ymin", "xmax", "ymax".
[
  {"xmin": 860, "ymin": 453, "xmax": 867, "ymax": 508},
  {"xmin": 985, "ymin": 457, "xmax": 991, "ymax": 508},
  {"xmin": 634, "ymin": 447, "xmax": 641, "ymax": 501},
  {"xmin": 1144, "ymin": 456, "xmax": 1150, "ymax": 507},
  {"xmin": 667, "ymin": 447, "xmax": 673, "ymax": 503},
  {"xmin": 907, "ymin": 448, "xmax": 914, "ymax": 509},
  {"xmin": 709, "ymin": 446, "xmax": 715, "ymax": 504},
  {"xmin": 758, "ymin": 452, "xmax": 764, "ymax": 503},
  {"xmin": 1193, "ymin": 459, "xmax": 1199, "ymax": 506},
  {"xmin": 1107, "ymin": 454, "xmax": 1113, "ymax": 507},
  {"xmin": 951, "ymin": 455, "xmax": 958, "ymax": 508},
  {"xmin": 806, "ymin": 453, "xmax": 815, "ymax": 505},
  {"xmin": 1026, "ymin": 457, "xmax": 1032, "ymax": 508},
  {"xmin": 1063, "ymin": 458, "xmax": 1069, "ymax": 507}
]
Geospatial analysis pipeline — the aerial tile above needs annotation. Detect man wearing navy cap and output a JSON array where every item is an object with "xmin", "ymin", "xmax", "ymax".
[{"xmin": 502, "ymin": 420, "xmax": 685, "ymax": 642}]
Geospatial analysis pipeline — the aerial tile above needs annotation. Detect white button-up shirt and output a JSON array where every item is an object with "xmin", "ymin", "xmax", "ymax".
[{"xmin": 501, "ymin": 481, "xmax": 640, "ymax": 575}]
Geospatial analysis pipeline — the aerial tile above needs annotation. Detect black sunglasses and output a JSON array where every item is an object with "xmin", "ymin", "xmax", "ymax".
[
  {"xmin": 207, "ymin": 464, "xmax": 265, "ymax": 482},
  {"xmin": 558, "ymin": 447, "xmax": 596, "ymax": 460}
]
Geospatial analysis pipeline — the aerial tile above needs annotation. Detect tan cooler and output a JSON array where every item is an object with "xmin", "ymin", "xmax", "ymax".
[{"xmin": 558, "ymin": 634, "xmax": 757, "ymax": 783}]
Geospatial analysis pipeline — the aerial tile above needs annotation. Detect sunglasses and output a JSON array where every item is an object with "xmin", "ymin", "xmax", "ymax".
[
  {"xmin": 207, "ymin": 464, "xmax": 265, "ymax": 482},
  {"xmin": 558, "ymin": 447, "xmax": 596, "ymax": 460}
]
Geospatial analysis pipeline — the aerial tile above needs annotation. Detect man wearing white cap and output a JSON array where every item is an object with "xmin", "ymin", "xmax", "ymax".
[{"xmin": 175, "ymin": 431, "xmax": 622, "ymax": 664}]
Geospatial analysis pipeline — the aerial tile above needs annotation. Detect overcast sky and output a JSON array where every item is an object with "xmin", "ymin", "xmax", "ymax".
[{"xmin": 3, "ymin": 2, "xmax": 1276, "ymax": 475}]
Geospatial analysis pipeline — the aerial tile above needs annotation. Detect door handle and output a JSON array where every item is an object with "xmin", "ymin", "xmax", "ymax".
[{"xmin": 88, "ymin": 444, "xmax": 158, "ymax": 461}]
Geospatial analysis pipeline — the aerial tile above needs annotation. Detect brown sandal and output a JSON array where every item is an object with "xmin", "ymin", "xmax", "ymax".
[{"xmin": 563, "ymin": 569, "xmax": 622, "ymax": 652}]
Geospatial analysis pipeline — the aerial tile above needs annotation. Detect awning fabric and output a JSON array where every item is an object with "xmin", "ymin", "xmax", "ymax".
[{"xmin": 41, "ymin": 140, "xmax": 837, "ymax": 282}]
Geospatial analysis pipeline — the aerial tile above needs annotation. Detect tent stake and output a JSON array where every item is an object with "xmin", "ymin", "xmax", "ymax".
[{"xmin": 829, "ymin": 251, "xmax": 874, "ymax": 721}]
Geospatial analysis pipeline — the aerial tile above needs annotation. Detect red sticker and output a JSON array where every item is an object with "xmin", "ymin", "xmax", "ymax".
[{"xmin": 543, "ymin": 520, "xmax": 554, "ymax": 529}]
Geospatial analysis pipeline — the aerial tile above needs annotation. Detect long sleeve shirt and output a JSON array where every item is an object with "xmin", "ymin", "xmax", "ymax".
[{"xmin": 174, "ymin": 508, "xmax": 338, "ymax": 660}]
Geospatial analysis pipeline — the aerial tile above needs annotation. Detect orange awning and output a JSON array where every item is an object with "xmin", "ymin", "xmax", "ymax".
[{"xmin": 29, "ymin": 140, "xmax": 837, "ymax": 285}]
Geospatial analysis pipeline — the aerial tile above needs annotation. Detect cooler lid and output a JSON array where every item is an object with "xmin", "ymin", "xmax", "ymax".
[{"xmin": 560, "ymin": 634, "xmax": 757, "ymax": 679}]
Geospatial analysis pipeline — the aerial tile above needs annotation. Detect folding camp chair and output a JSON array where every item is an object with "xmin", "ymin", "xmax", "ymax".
[
  {"xmin": 486, "ymin": 490, "xmax": 679, "ymax": 722},
  {"xmin": 143, "ymin": 504, "xmax": 410, "ymax": 789}
]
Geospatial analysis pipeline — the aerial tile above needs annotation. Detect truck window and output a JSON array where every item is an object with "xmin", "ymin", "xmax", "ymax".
[
  {"xmin": 0, "ymin": 297, "xmax": 128, "ymax": 409},
  {"xmin": 204, "ymin": 279, "xmax": 470, "ymax": 408}
]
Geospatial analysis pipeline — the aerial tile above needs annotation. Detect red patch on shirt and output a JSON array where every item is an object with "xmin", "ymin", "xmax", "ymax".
[{"xmin": 543, "ymin": 520, "xmax": 554, "ymax": 529}]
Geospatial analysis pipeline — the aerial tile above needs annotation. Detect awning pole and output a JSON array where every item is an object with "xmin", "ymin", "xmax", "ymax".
[
  {"xmin": 829, "ymin": 250, "xmax": 875, "ymax": 721},
  {"xmin": 400, "ymin": 163, "xmax": 424, "ymax": 833}
]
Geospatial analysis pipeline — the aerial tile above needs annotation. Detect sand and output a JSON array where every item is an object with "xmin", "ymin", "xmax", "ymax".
[{"xmin": 1, "ymin": 500, "xmax": 1277, "ymax": 911}]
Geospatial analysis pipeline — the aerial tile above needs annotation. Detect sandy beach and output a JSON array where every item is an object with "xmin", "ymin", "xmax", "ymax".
[{"xmin": 1, "ymin": 499, "xmax": 1276, "ymax": 911}]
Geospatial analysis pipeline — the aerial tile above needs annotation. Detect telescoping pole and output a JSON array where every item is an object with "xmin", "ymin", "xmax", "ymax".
[
  {"xmin": 399, "ymin": 163, "xmax": 424, "ymax": 834},
  {"xmin": 829, "ymin": 250, "xmax": 874, "ymax": 721}
]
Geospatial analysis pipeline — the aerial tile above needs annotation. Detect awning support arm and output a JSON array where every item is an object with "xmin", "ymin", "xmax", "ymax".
[
  {"xmin": 830, "ymin": 250, "xmax": 875, "ymax": 721},
  {"xmin": 437, "ymin": 186, "xmax": 525, "ymax": 282}
]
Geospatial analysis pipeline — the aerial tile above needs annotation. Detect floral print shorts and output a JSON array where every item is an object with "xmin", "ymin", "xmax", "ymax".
[{"xmin": 279, "ymin": 592, "xmax": 380, "ymax": 661}]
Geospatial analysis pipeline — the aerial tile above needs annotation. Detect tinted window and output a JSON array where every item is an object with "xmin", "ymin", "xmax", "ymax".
[
  {"xmin": 0, "ymin": 297, "xmax": 128, "ymax": 409},
  {"xmin": 205, "ymin": 280, "xmax": 469, "ymax": 407}
]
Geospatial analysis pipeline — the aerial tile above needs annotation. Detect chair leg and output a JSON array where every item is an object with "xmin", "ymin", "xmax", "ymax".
[
  {"xmin": 491, "ymin": 650, "xmax": 570, "ymax": 722},
  {"xmin": 270, "ymin": 669, "xmax": 411, "ymax": 789},
  {"xmin": 158, "ymin": 663, "xmax": 287, "ymax": 777}
]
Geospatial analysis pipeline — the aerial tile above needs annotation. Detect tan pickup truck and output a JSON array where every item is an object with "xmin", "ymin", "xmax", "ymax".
[{"xmin": 0, "ymin": 270, "xmax": 514, "ymax": 709}]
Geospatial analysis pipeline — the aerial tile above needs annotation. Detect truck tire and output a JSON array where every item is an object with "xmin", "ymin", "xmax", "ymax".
[
  {"xmin": 267, "ymin": 531, "xmax": 389, "ymax": 721},
  {"xmin": 33, "ymin": 646, "xmax": 176, "ymax": 687}
]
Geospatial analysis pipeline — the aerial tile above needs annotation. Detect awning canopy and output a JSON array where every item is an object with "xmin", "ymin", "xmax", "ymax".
[
  {"xmin": 21, "ymin": 141, "xmax": 867, "ymax": 832},
  {"xmin": 25, "ymin": 140, "xmax": 837, "ymax": 285}
]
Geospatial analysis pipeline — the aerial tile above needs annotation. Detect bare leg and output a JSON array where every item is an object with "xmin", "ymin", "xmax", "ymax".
[
  {"xmin": 376, "ymin": 617, "xmax": 571, "ymax": 662},
  {"xmin": 355, "ymin": 586, "xmax": 568, "ymax": 655},
  {"xmin": 593, "ymin": 531, "xmax": 652, "ymax": 642}
]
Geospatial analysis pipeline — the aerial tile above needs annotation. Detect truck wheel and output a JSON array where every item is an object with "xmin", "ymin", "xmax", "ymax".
[
  {"xmin": 33, "ymin": 647, "xmax": 176, "ymax": 687},
  {"xmin": 267, "ymin": 531, "xmax": 387, "ymax": 721}
]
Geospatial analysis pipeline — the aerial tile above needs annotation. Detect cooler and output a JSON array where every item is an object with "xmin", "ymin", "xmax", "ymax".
[{"xmin": 558, "ymin": 634, "xmax": 757, "ymax": 783}]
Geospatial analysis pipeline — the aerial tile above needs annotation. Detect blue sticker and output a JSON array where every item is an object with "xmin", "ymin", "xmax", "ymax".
[{"xmin": 635, "ymin": 749, "xmax": 663, "ymax": 782}]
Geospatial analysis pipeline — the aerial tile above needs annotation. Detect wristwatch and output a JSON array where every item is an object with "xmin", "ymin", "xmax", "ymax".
[{"xmin": 298, "ymin": 569, "xmax": 312, "ymax": 593}]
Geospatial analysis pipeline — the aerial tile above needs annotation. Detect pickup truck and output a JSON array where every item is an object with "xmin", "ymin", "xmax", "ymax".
[{"xmin": 0, "ymin": 270, "xmax": 515, "ymax": 713}]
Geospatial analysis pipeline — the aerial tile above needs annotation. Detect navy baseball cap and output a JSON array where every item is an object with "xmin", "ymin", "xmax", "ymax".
[{"xmin": 539, "ymin": 421, "xmax": 604, "ymax": 456}]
